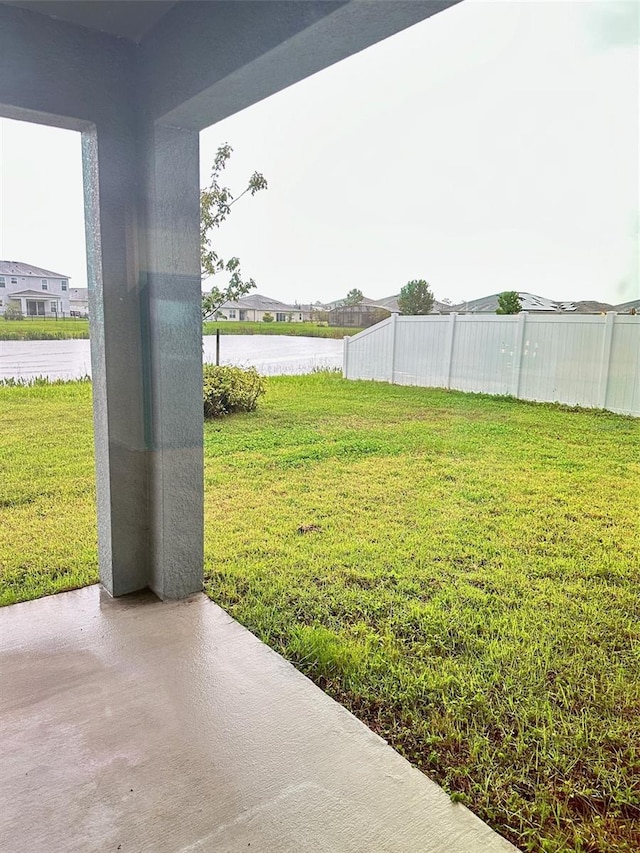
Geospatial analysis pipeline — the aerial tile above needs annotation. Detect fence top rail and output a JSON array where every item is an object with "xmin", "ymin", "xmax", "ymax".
[
  {"xmin": 523, "ymin": 312, "xmax": 622, "ymax": 324},
  {"xmin": 397, "ymin": 314, "xmax": 452, "ymax": 323},
  {"xmin": 347, "ymin": 316, "xmax": 392, "ymax": 343},
  {"xmin": 394, "ymin": 312, "xmax": 635, "ymax": 324},
  {"xmin": 611, "ymin": 314, "xmax": 640, "ymax": 324}
]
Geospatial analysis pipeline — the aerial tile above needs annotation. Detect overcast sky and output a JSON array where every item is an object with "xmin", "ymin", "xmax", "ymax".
[{"xmin": 0, "ymin": 0, "xmax": 638, "ymax": 306}]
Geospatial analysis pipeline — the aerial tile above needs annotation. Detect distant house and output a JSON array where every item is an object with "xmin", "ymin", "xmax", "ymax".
[
  {"xmin": 0, "ymin": 261, "xmax": 71, "ymax": 317},
  {"xmin": 69, "ymin": 287, "xmax": 89, "ymax": 317},
  {"xmin": 328, "ymin": 298, "xmax": 391, "ymax": 328},
  {"xmin": 449, "ymin": 292, "xmax": 617, "ymax": 314},
  {"xmin": 376, "ymin": 294, "xmax": 453, "ymax": 314},
  {"xmin": 326, "ymin": 293, "xmax": 450, "ymax": 326},
  {"xmin": 216, "ymin": 293, "xmax": 313, "ymax": 322},
  {"xmin": 614, "ymin": 299, "xmax": 640, "ymax": 314}
]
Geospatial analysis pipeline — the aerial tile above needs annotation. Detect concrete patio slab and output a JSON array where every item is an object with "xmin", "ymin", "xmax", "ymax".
[{"xmin": 0, "ymin": 586, "xmax": 518, "ymax": 852}]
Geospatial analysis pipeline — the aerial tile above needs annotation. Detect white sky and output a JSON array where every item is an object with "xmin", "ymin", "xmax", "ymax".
[{"xmin": 0, "ymin": 0, "xmax": 638, "ymax": 306}]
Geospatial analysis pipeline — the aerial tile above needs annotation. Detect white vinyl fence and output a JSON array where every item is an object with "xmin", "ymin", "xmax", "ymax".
[{"xmin": 343, "ymin": 312, "xmax": 640, "ymax": 416}]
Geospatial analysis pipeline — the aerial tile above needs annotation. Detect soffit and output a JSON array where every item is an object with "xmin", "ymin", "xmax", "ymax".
[{"xmin": 3, "ymin": 0, "xmax": 179, "ymax": 41}]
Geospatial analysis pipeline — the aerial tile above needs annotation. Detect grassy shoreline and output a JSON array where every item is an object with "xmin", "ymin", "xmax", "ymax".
[
  {"xmin": 1, "ymin": 318, "xmax": 362, "ymax": 340},
  {"xmin": 0, "ymin": 318, "xmax": 90, "ymax": 340},
  {"xmin": 202, "ymin": 320, "xmax": 362, "ymax": 338},
  {"xmin": 1, "ymin": 374, "xmax": 638, "ymax": 852}
]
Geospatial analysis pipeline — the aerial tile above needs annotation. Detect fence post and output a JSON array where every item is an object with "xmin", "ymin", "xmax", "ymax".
[
  {"xmin": 343, "ymin": 335, "xmax": 350, "ymax": 379},
  {"xmin": 444, "ymin": 312, "xmax": 457, "ymax": 388},
  {"xmin": 597, "ymin": 312, "xmax": 616, "ymax": 409},
  {"xmin": 511, "ymin": 311, "xmax": 527, "ymax": 398},
  {"xmin": 389, "ymin": 312, "xmax": 398, "ymax": 384}
]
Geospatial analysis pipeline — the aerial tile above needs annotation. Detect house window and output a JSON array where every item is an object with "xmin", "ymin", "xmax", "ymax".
[
  {"xmin": 51, "ymin": 301, "xmax": 58, "ymax": 312},
  {"xmin": 61, "ymin": 280, "xmax": 68, "ymax": 291},
  {"xmin": 0, "ymin": 299, "xmax": 3, "ymax": 306},
  {"xmin": 228, "ymin": 309, "xmax": 236, "ymax": 318},
  {"xmin": 42, "ymin": 280, "xmax": 48, "ymax": 290},
  {"xmin": 276, "ymin": 313, "xmax": 286, "ymax": 322},
  {"xmin": 0, "ymin": 277, "xmax": 5, "ymax": 287},
  {"xmin": 10, "ymin": 277, "xmax": 17, "ymax": 285}
]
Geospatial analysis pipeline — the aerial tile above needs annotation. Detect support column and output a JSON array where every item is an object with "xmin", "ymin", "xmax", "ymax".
[
  {"xmin": 83, "ymin": 121, "xmax": 203, "ymax": 600},
  {"xmin": 145, "ymin": 124, "xmax": 203, "ymax": 600}
]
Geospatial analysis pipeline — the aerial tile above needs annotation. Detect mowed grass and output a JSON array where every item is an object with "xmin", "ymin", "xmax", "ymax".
[
  {"xmin": 0, "ymin": 380, "xmax": 97, "ymax": 601},
  {"xmin": 1, "ymin": 374, "xmax": 639, "ymax": 852},
  {"xmin": 203, "ymin": 320, "xmax": 362, "ymax": 338},
  {"xmin": 204, "ymin": 375, "xmax": 640, "ymax": 853},
  {"xmin": 0, "ymin": 318, "xmax": 90, "ymax": 340}
]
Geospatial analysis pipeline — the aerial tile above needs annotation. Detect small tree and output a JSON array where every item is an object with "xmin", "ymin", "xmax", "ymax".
[
  {"xmin": 371, "ymin": 308, "xmax": 391, "ymax": 325},
  {"xmin": 496, "ymin": 291, "xmax": 522, "ymax": 315},
  {"xmin": 2, "ymin": 304, "xmax": 24, "ymax": 321},
  {"xmin": 343, "ymin": 288, "xmax": 363, "ymax": 306},
  {"xmin": 262, "ymin": 312, "xmax": 274, "ymax": 323},
  {"xmin": 201, "ymin": 143, "xmax": 268, "ymax": 321},
  {"xmin": 398, "ymin": 280, "xmax": 434, "ymax": 315}
]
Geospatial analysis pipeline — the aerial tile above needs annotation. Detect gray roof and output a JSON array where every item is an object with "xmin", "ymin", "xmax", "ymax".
[
  {"xmin": 0, "ymin": 260, "xmax": 70, "ymax": 279},
  {"xmin": 450, "ymin": 292, "xmax": 563, "ymax": 313},
  {"xmin": 326, "ymin": 295, "xmax": 388, "ymax": 309},
  {"xmin": 377, "ymin": 294, "xmax": 452, "ymax": 314},
  {"xmin": 327, "ymin": 294, "xmax": 449, "ymax": 314},
  {"xmin": 221, "ymin": 293, "xmax": 307, "ymax": 312},
  {"xmin": 572, "ymin": 300, "xmax": 615, "ymax": 313},
  {"xmin": 614, "ymin": 298, "xmax": 640, "ymax": 313},
  {"xmin": 450, "ymin": 292, "xmax": 628, "ymax": 314}
]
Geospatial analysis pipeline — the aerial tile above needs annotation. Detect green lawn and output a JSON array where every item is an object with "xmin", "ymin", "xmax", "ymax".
[
  {"xmin": 0, "ymin": 318, "xmax": 90, "ymax": 340},
  {"xmin": 1, "ymin": 318, "xmax": 360, "ymax": 340},
  {"xmin": 203, "ymin": 320, "xmax": 362, "ymax": 338},
  {"xmin": 1, "ymin": 374, "xmax": 638, "ymax": 852}
]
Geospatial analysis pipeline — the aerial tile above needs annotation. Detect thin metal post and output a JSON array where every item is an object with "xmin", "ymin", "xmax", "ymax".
[{"xmin": 216, "ymin": 327, "xmax": 220, "ymax": 366}]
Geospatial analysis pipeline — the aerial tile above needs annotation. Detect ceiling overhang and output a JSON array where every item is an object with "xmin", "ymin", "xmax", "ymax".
[
  {"xmin": 3, "ymin": 0, "xmax": 179, "ymax": 42},
  {"xmin": 0, "ymin": 1, "xmax": 464, "ymax": 132}
]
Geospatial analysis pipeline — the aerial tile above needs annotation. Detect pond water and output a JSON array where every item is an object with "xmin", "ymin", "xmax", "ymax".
[{"xmin": 0, "ymin": 335, "xmax": 344, "ymax": 381}]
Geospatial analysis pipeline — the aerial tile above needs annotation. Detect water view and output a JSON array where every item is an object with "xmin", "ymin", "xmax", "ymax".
[{"xmin": 0, "ymin": 335, "xmax": 343, "ymax": 381}]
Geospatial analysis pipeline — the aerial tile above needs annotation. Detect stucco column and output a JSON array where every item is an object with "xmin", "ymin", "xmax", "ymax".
[
  {"xmin": 83, "ymin": 121, "xmax": 203, "ymax": 600},
  {"xmin": 144, "ymin": 124, "xmax": 204, "ymax": 600}
]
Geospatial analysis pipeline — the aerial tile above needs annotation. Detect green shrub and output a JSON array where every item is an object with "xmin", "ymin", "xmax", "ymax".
[
  {"xmin": 262, "ymin": 312, "xmax": 274, "ymax": 323},
  {"xmin": 3, "ymin": 305, "xmax": 24, "ymax": 321},
  {"xmin": 203, "ymin": 365, "xmax": 266, "ymax": 418}
]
